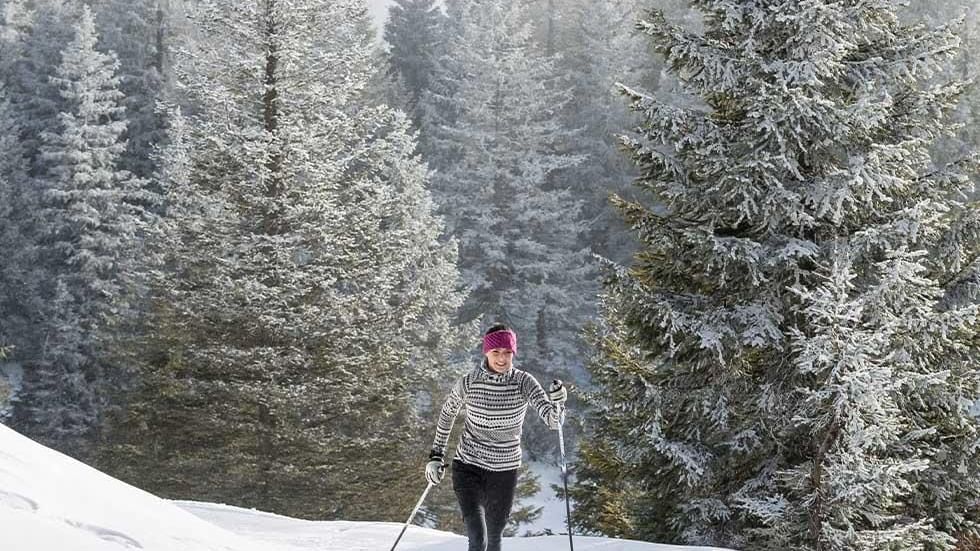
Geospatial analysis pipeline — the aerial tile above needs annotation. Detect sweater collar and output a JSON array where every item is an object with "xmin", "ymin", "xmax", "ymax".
[{"xmin": 479, "ymin": 359, "xmax": 515, "ymax": 382}]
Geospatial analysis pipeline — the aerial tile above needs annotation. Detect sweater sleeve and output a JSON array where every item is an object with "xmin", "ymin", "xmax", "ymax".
[
  {"xmin": 431, "ymin": 375, "xmax": 466, "ymax": 457},
  {"xmin": 522, "ymin": 373, "xmax": 561, "ymax": 429}
]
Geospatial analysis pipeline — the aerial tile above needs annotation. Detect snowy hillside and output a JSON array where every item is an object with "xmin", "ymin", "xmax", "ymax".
[{"xmin": 0, "ymin": 423, "xmax": 734, "ymax": 551}]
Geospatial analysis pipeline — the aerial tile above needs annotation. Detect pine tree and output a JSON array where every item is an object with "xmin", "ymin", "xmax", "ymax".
[
  {"xmin": 914, "ymin": 1, "xmax": 980, "ymax": 195},
  {"xmin": 573, "ymin": 3, "xmax": 980, "ymax": 550},
  {"xmin": 1, "ymin": 0, "xmax": 78, "ymax": 175},
  {"xmin": 0, "ymin": 1, "xmax": 44, "ymax": 428},
  {"xmin": 551, "ymin": 0, "xmax": 683, "ymax": 265},
  {"xmin": 98, "ymin": 0, "xmax": 467, "ymax": 521},
  {"xmin": 414, "ymin": 0, "xmax": 466, "ymax": 164},
  {"xmin": 422, "ymin": 0, "xmax": 593, "ymax": 396},
  {"xmin": 38, "ymin": 4, "xmax": 150, "ymax": 309},
  {"xmin": 89, "ymin": 0, "xmax": 170, "ymax": 182},
  {"xmin": 12, "ymin": 278, "xmax": 93, "ymax": 451},
  {"xmin": 0, "ymin": 83, "xmax": 34, "ymax": 361},
  {"xmin": 383, "ymin": 0, "xmax": 443, "ymax": 128},
  {"xmin": 9, "ymin": 5, "xmax": 155, "ymax": 457},
  {"xmin": 0, "ymin": 2, "xmax": 85, "ymax": 381},
  {"xmin": 0, "ymin": 0, "xmax": 32, "ymax": 66}
]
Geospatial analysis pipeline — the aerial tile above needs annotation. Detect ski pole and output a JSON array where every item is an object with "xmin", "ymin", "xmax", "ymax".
[
  {"xmin": 390, "ymin": 481, "xmax": 433, "ymax": 551},
  {"xmin": 553, "ymin": 380, "xmax": 575, "ymax": 551}
]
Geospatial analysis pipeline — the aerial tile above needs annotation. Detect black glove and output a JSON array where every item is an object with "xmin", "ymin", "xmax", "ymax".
[{"xmin": 425, "ymin": 450, "xmax": 445, "ymax": 485}]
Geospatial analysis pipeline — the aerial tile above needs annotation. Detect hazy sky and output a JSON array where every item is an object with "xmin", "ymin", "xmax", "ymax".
[{"xmin": 366, "ymin": 0, "xmax": 392, "ymax": 32}]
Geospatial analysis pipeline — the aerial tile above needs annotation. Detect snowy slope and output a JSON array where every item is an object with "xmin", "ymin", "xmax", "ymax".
[
  {"xmin": 0, "ymin": 423, "xmax": 270, "ymax": 551},
  {"xmin": 0, "ymin": 423, "xmax": 734, "ymax": 551}
]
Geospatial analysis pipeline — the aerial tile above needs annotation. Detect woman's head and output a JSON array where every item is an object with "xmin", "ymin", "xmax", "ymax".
[{"xmin": 483, "ymin": 324, "xmax": 517, "ymax": 373}]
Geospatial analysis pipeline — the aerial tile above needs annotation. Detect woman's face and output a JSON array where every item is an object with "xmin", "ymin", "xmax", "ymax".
[{"xmin": 485, "ymin": 348, "xmax": 514, "ymax": 373}]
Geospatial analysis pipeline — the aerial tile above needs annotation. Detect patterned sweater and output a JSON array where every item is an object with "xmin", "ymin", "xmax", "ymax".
[{"xmin": 431, "ymin": 361, "xmax": 561, "ymax": 472}]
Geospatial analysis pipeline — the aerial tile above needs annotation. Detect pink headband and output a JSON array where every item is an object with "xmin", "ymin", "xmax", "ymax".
[{"xmin": 483, "ymin": 330, "xmax": 517, "ymax": 355}]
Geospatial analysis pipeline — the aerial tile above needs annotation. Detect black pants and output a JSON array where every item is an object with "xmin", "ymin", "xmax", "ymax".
[{"xmin": 452, "ymin": 460, "xmax": 519, "ymax": 551}]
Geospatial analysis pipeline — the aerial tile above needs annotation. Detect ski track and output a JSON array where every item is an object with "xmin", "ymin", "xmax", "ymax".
[
  {"xmin": 64, "ymin": 520, "xmax": 144, "ymax": 549},
  {"xmin": 0, "ymin": 489, "xmax": 38, "ymax": 512}
]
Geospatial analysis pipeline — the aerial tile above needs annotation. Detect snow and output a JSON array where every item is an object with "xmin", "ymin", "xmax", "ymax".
[{"xmin": 0, "ymin": 423, "xmax": 734, "ymax": 551}]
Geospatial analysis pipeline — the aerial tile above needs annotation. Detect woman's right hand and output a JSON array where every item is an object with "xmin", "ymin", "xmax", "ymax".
[
  {"xmin": 425, "ymin": 450, "xmax": 446, "ymax": 485},
  {"xmin": 425, "ymin": 459, "xmax": 445, "ymax": 485}
]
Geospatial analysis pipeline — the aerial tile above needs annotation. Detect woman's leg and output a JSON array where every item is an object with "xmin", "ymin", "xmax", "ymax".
[
  {"xmin": 453, "ymin": 460, "xmax": 487, "ymax": 551},
  {"xmin": 483, "ymin": 468, "xmax": 519, "ymax": 551}
]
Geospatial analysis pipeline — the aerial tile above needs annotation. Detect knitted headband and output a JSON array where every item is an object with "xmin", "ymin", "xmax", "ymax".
[{"xmin": 483, "ymin": 329, "xmax": 517, "ymax": 355}]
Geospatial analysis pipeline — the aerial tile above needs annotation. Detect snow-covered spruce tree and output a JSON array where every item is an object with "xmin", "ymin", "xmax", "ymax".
[
  {"xmin": 0, "ymin": 0, "xmax": 32, "ymax": 71},
  {"xmin": 960, "ymin": 4, "xmax": 980, "ymax": 161},
  {"xmin": 12, "ymin": 277, "xmax": 93, "ymax": 451},
  {"xmin": 0, "ymin": 1, "xmax": 77, "ymax": 409},
  {"xmin": 573, "ymin": 3, "xmax": 980, "ymax": 550},
  {"xmin": 912, "ymin": 1, "xmax": 980, "ymax": 196},
  {"xmin": 549, "ymin": 0, "xmax": 663, "ymax": 265},
  {"xmin": 9, "ymin": 5, "xmax": 155, "ymax": 457},
  {"xmin": 0, "ymin": 0, "xmax": 78, "ymax": 175},
  {"xmin": 412, "ymin": 0, "xmax": 459, "ymax": 165},
  {"xmin": 382, "ymin": 0, "xmax": 444, "ymax": 128},
  {"xmin": 0, "ymin": 4, "xmax": 97, "ymax": 388},
  {"xmin": 98, "ymin": 0, "xmax": 467, "ymax": 521},
  {"xmin": 0, "ymin": 6, "xmax": 41, "ymax": 424},
  {"xmin": 423, "ymin": 0, "xmax": 592, "ymax": 397},
  {"xmin": 89, "ymin": 0, "xmax": 169, "ymax": 182},
  {"xmin": 0, "ymin": 84, "xmax": 35, "ymax": 366}
]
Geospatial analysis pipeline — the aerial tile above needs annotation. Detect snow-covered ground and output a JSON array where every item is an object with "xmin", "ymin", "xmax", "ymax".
[{"xmin": 0, "ymin": 423, "xmax": 733, "ymax": 551}]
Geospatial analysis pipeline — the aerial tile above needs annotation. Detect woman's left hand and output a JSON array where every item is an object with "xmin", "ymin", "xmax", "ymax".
[{"xmin": 547, "ymin": 380, "xmax": 567, "ymax": 404}]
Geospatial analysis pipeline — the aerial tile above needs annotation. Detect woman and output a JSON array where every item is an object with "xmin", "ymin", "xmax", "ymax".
[{"xmin": 425, "ymin": 323, "xmax": 567, "ymax": 551}]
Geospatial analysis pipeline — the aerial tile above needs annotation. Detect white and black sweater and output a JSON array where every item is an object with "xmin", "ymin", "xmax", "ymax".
[{"xmin": 431, "ymin": 361, "xmax": 561, "ymax": 472}]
